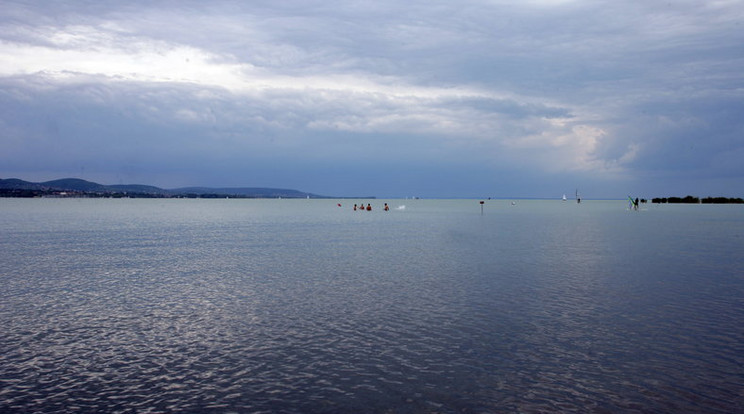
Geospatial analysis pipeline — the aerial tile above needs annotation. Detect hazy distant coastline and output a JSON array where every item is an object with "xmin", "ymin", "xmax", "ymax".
[
  {"xmin": 0, "ymin": 178, "xmax": 346, "ymax": 199},
  {"xmin": 2, "ymin": 178, "xmax": 740, "ymax": 202}
]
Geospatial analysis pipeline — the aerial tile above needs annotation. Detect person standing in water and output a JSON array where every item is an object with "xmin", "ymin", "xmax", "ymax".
[{"xmin": 384, "ymin": 203, "xmax": 389, "ymax": 211}]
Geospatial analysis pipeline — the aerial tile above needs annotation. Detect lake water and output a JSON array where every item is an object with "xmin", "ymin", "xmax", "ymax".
[{"xmin": 1, "ymin": 198, "xmax": 742, "ymax": 413}]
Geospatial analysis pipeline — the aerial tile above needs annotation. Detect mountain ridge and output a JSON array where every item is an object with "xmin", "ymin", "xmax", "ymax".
[{"xmin": 0, "ymin": 177, "xmax": 331, "ymax": 198}]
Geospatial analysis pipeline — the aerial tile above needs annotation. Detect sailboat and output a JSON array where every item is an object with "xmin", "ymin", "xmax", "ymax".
[
  {"xmin": 562, "ymin": 194, "xmax": 567, "ymax": 201},
  {"xmin": 576, "ymin": 189, "xmax": 581, "ymax": 203}
]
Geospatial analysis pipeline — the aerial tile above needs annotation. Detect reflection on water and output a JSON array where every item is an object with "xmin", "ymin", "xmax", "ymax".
[{"xmin": 1, "ymin": 199, "xmax": 743, "ymax": 413}]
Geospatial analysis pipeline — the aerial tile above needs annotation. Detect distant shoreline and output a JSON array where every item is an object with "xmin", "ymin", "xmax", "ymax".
[
  {"xmin": 1, "ymin": 178, "xmax": 741, "ymax": 202},
  {"xmin": 0, "ymin": 177, "xmax": 349, "ymax": 199}
]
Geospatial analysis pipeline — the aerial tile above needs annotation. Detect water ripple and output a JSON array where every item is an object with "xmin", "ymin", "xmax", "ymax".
[{"xmin": 1, "ymin": 199, "xmax": 743, "ymax": 412}]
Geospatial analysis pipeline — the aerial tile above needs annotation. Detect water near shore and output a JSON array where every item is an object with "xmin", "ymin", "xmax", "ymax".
[{"xmin": 1, "ymin": 198, "xmax": 743, "ymax": 413}]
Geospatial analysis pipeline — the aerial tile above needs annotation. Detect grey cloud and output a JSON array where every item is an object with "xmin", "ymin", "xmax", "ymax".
[
  {"xmin": 2, "ymin": 0, "xmax": 743, "ymax": 197},
  {"xmin": 442, "ymin": 97, "xmax": 573, "ymax": 120}
]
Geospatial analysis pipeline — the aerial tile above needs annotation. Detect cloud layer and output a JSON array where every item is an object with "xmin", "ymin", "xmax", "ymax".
[{"xmin": 1, "ymin": 0, "xmax": 742, "ymax": 197}]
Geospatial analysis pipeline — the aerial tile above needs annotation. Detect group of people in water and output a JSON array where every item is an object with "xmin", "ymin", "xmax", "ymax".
[{"xmin": 353, "ymin": 203, "xmax": 389, "ymax": 211}]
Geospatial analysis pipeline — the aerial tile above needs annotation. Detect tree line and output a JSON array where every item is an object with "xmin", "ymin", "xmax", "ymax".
[{"xmin": 651, "ymin": 196, "xmax": 744, "ymax": 204}]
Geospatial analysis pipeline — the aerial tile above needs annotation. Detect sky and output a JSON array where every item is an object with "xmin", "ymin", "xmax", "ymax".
[{"xmin": 1, "ymin": 0, "xmax": 743, "ymax": 198}]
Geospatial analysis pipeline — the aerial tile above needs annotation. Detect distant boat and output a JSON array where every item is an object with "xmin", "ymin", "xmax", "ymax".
[
  {"xmin": 576, "ymin": 189, "xmax": 581, "ymax": 204},
  {"xmin": 562, "ymin": 194, "xmax": 567, "ymax": 201}
]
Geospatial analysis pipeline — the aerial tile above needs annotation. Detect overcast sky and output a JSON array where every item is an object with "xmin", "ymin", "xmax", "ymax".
[{"xmin": 1, "ymin": 0, "xmax": 742, "ymax": 198}]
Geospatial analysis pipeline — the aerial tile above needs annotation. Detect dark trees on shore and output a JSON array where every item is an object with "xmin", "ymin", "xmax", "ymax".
[{"xmin": 652, "ymin": 196, "xmax": 744, "ymax": 204}]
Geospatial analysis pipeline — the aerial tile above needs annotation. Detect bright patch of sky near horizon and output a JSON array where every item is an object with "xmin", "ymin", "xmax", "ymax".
[{"xmin": 1, "ymin": 0, "xmax": 743, "ymax": 198}]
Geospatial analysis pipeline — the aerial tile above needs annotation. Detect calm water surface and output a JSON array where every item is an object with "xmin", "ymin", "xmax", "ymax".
[{"xmin": 1, "ymin": 198, "xmax": 743, "ymax": 413}]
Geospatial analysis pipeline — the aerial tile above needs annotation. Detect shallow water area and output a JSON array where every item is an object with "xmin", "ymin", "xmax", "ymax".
[{"xmin": 1, "ymin": 198, "xmax": 743, "ymax": 413}]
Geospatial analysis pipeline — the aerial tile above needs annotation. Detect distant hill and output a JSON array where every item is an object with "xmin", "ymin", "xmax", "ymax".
[
  {"xmin": 0, "ymin": 178, "xmax": 47, "ymax": 190},
  {"xmin": 41, "ymin": 178, "xmax": 111, "ymax": 193},
  {"xmin": 173, "ymin": 187, "xmax": 313, "ymax": 198},
  {"xmin": 0, "ymin": 178, "xmax": 328, "ymax": 198},
  {"xmin": 108, "ymin": 184, "xmax": 173, "ymax": 195}
]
